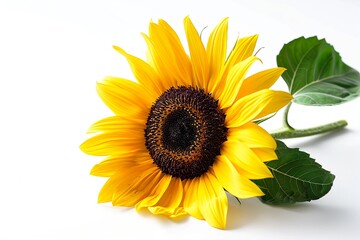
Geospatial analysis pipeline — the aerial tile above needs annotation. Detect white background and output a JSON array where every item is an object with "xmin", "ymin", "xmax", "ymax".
[{"xmin": 1, "ymin": 0, "xmax": 359, "ymax": 239}]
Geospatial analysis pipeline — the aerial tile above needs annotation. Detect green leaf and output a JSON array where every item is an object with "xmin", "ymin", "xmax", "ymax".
[
  {"xmin": 253, "ymin": 140, "xmax": 335, "ymax": 204},
  {"xmin": 277, "ymin": 36, "xmax": 360, "ymax": 106}
]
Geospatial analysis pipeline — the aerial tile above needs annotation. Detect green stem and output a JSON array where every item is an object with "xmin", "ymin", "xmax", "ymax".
[
  {"xmin": 271, "ymin": 102, "xmax": 347, "ymax": 139},
  {"xmin": 271, "ymin": 120, "xmax": 348, "ymax": 139},
  {"xmin": 282, "ymin": 102, "xmax": 294, "ymax": 130}
]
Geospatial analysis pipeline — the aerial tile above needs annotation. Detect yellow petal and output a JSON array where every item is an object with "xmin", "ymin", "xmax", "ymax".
[
  {"xmin": 210, "ymin": 35, "xmax": 258, "ymax": 97},
  {"xmin": 183, "ymin": 178, "xmax": 204, "ymax": 220},
  {"xmin": 149, "ymin": 206, "xmax": 187, "ymax": 218},
  {"xmin": 197, "ymin": 172, "xmax": 228, "ymax": 229},
  {"xmin": 226, "ymin": 34, "xmax": 258, "ymax": 68},
  {"xmin": 141, "ymin": 33, "xmax": 174, "ymax": 90},
  {"xmin": 112, "ymin": 165, "xmax": 162, "ymax": 207},
  {"xmin": 80, "ymin": 132, "xmax": 145, "ymax": 156},
  {"xmin": 135, "ymin": 174, "xmax": 172, "ymax": 210},
  {"xmin": 219, "ymin": 56, "xmax": 259, "ymax": 108},
  {"xmin": 206, "ymin": 18, "xmax": 228, "ymax": 92},
  {"xmin": 184, "ymin": 16, "xmax": 209, "ymax": 89},
  {"xmin": 236, "ymin": 67, "xmax": 286, "ymax": 100},
  {"xmin": 252, "ymin": 148, "xmax": 278, "ymax": 162},
  {"xmin": 90, "ymin": 152, "xmax": 152, "ymax": 177},
  {"xmin": 147, "ymin": 177, "xmax": 184, "ymax": 217},
  {"xmin": 227, "ymin": 122, "xmax": 276, "ymax": 149},
  {"xmin": 149, "ymin": 20, "xmax": 193, "ymax": 87},
  {"xmin": 168, "ymin": 208, "xmax": 188, "ymax": 218},
  {"xmin": 212, "ymin": 155, "xmax": 264, "ymax": 198},
  {"xmin": 147, "ymin": 23, "xmax": 184, "ymax": 87},
  {"xmin": 113, "ymin": 46, "xmax": 164, "ymax": 100},
  {"xmin": 96, "ymin": 78, "xmax": 150, "ymax": 117},
  {"xmin": 254, "ymin": 92, "xmax": 293, "ymax": 120},
  {"xmin": 225, "ymin": 89, "xmax": 292, "ymax": 128},
  {"xmin": 158, "ymin": 19, "xmax": 184, "ymax": 48},
  {"xmin": 97, "ymin": 173, "xmax": 122, "ymax": 203},
  {"xmin": 87, "ymin": 115, "xmax": 145, "ymax": 134},
  {"xmin": 97, "ymin": 162, "xmax": 155, "ymax": 203},
  {"xmin": 221, "ymin": 140, "xmax": 273, "ymax": 179}
]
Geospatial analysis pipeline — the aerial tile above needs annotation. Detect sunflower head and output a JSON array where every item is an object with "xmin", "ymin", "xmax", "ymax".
[
  {"xmin": 81, "ymin": 17, "xmax": 292, "ymax": 229},
  {"xmin": 145, "ymin": 86, "xmax": 228, "ymax": 180}
]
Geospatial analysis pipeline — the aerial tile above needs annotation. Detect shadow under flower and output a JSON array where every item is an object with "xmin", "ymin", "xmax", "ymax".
[
  {"xmin": 226, "ymin": 195, "xmax": 351, "ymax": 231},
  {"xmin": 137, "ymin": 208, "xmax": 189, "ymax": 224}
]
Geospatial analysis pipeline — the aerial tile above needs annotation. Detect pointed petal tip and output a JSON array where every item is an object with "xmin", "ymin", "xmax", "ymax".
[
  {"xmin": 265, "ymin": 66, "xmax": 287, "ymax": 77},
  {"xmin": 79, "ymin": 140, "xmax": 90, "ymax": 155},
  {"xmin": 112, "ymin": 45, "xmax": 120, "ymax": 50},
  {"xmin": 278, "ymin": 67, "xmax": 287, "ymax": 72},
  {"xmin": 90, "ymin": 164, "xmax": 104, "ymax": 176},
  {"xmin": 281, "ymin": 91, "xmax": 294, "ymax": 102},
  {"xmin": 197, "ymin": 173, "xmax": 228, "ymax": 230},
  {"xmin": 217, "ymin": 17, "xmax": 229, "ymax": 27},
  {"xmin": 262, "ymin": 168, "xmax": 274, "ymax": 179},
  {"xmin": 149, "ymin": 21, "xmax": 157, "ymax": 30},
  {"xmin": 238, "ymin": 33, "xmax": 259, "ymax": 43},
  {"xmin": 97, "ymin": 193, "xmax": 111, "ymax": 204},
  {"xmin": 183, "ymin": 15, "xmax": 194, "ymax": 28},
  {"xmin": 113, "ymin": 45, "xmax": 125, "ymax": 55},
  {"xmin": 209, "ymin": 220, "xmax": 227, "ymax": 230},
  {"xmin": 157, "ymin": 18, "xmax": 165, "ymax": 24},
  {"xmin": 79, "ymin": 138, "xmax": 102, "ymax": 156}
]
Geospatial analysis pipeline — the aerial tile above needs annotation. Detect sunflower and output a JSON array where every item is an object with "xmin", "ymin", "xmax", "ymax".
[{"xmin": 81, "ymin": 17, "xmax": 292, "ymax": 229}]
